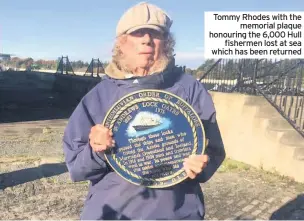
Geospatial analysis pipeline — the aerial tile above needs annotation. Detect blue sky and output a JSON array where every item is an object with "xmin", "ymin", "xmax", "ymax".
[{"xmin": 0, "ymin": 0, "xmax": 303, "ymax": 69}]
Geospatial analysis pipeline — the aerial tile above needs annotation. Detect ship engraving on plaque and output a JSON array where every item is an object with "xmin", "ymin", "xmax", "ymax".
[{"xmin": 127, "ymin": 111, "xmax": 171, "ymax": 137}]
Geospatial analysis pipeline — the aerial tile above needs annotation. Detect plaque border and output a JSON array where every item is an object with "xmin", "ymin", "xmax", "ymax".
[{"xmin": 103, "ymin": 89, "xmax": 206, "ymax": 188}]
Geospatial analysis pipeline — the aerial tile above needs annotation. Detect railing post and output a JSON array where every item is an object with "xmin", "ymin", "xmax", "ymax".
[
  {"xmin": 97, "ymin": 59, "xmax": 100, "ymax": 76},
  {"xmin": 252, "ymin": 59, "xmax": 258, "ymax": 95},
  {"xmin": 91, "ymin": 59, "xmax": 94, "ymax": 77},
  {"xmin": 61, "ymin": 56, "xmax": 63, "ymax": 74}
]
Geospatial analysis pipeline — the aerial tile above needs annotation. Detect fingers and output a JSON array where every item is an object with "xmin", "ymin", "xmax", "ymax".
[
  {"xmin": 109, "ymin": 130, "xmax": 113, "ymax": 137},
  {"xmin": 184, "ymin": 159, "xmax": 203, "ymax": 174},
  {"xmin": 89, "ymin": 124, "xmax": 115, "ymax": 152},
  {"xmin": 105, "ymin": 138, "xmax": 115, "ymax": 147},
  {"xmin": 184, "ymin": 166, "xmax": 196, "ymax": 179},
  {"xmin": 90, "ymin": 142, "xmax": 108, "ymax": 152},
  {"xmin": 92, "ymin": 125, "xmax": 113, "ymax": 138},
  {"xmin": 90, "ymin": 137, "xmax": 114, "ymax": 152},
  {"xmin": 188, "ymin": 154, "xmax": 209, "ymax": 163},
  {"xmin": 183, "ymin": 154, "xmax": 209, "ymax": 179}
]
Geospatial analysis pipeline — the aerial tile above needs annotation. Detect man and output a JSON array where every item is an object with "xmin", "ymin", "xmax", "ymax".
[{"xmin": 63, "ymin": 2, "xmax": 225, "ymax": 220}]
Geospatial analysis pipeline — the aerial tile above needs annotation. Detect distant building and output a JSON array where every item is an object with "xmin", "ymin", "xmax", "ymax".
[{"xmin": 0, "ymin": 53, "xmax": 12, "ymax": 61}]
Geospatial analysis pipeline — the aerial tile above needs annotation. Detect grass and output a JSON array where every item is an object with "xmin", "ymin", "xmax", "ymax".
[
  {"xmin": 0, "ymin": 156, "xmax": 41, "ymax": 164},
  {"xmin": 218, "ymin": 158, "xmax": 251, "ymax": 172},
  {"xmin": 218, "ymin": 157, "xmax": 304, "ymax": 191},
  {"xmin": 42, "ymin": 126, "xmax": 52, "ymax": 134},
  {"xmin": 0, "ymin": 154, "xmax": 65, "ymax": 167},
  {"xmin": 27, "ymin": 126, "xmax": 58, "ymax": 144},
  {"xmin": 45, "ymin": 176, "xmax": 90, "ymax": 186}
]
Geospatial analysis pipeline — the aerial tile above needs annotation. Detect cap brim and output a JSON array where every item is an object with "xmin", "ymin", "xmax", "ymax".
[{"xmin": 126, "ymin": 24, "xmax": 165, "ymax": 34}]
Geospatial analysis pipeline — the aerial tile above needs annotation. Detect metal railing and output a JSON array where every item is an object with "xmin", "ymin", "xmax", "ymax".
[
  {"xmin": 56, "ymin": 56, "xmax": 75, "ymax": 75},
  {"xmin": 83, "ymin": 58, "xmax": 104, "ymax": 77},
  {"xmin": 200, "ymin": 58, "xmax": 304, "ymax": 137}
]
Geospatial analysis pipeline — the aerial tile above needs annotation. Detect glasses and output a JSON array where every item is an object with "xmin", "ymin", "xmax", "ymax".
[{"xmin": 129, "ymin": 29, "xmax": 166, "ymax": 40}]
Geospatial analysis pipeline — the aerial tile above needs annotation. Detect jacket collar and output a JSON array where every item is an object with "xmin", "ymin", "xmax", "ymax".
[{"xmin": 104, "ymin": 58, "xmax": 183, "ymax": 89}]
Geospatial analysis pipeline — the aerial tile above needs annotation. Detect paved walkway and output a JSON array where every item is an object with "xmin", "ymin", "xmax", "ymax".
[
  {"xmin": 0, "ymin": 119, "xmax": 303, "ymax": 220},
  {"xmin": 202, "ymin": 170, "xmax": 304, "ymax": 220}
]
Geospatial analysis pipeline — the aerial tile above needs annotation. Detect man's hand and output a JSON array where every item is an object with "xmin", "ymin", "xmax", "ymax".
[
  {"xmin": 89, "ymin": 124, "xmax": 115, "ymax": 152},
  {"xmin": 183, "ymin": 154, "xmax": 209, "ymax": 179}
]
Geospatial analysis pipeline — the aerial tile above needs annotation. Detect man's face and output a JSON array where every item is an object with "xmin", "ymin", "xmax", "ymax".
[{"xmin": 119, "ymin": 28, "xmax": 165, "ymax": 70}]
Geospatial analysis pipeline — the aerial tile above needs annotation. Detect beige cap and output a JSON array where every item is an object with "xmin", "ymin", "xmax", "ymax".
[{"xmin": 116, "ymin": 2, "xmax": 172, "ymax": 37}]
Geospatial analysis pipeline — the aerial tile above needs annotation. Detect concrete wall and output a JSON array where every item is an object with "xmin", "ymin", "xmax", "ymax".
[
  {"xmin": 51, "ymin": 74, "xmax": 100, "ymax": 105},
  {"xmin": 0, "ymin": 71, "xmax": 100, "ymax": 107},
  {"xmin": 52, "ymin": 74, "xmax": 100, "ymax": 95},
  {"xmin": 0, "ymin": 71, "xmax": 56, "ymax": 106},
  {"xmin": 0, "ymin": 71, "xmax": 56, "ymax": 90},
  {"xmin": 210, "ymin": 92, "xmax": 304, "ymax": 183}
]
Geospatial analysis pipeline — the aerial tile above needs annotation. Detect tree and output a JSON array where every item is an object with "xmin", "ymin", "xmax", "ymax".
[{"xmin": 197, "ymin": 59, "xmax": 215, "ymax": 72}]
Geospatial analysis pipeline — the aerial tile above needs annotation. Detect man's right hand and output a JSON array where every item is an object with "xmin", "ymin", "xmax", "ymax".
[{"xmin": 89, "ymin": 124, "xmax": 115, "ymax": 152}]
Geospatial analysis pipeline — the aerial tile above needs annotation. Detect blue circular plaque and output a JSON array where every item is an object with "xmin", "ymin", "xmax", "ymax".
[{"xmin": 103, "ymin": 89, "xmax": 206, "ymax": 188}]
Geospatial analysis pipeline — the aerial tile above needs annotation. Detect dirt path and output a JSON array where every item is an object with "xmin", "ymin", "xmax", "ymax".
[{"xmin": 0, "ymin": 119, "xmax": 303, "ymax": 220}]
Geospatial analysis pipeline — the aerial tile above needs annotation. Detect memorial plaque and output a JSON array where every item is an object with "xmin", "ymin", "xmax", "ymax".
[{"xmin": 103, "ymin": 89, "xmax": 206, "ymax": 188}]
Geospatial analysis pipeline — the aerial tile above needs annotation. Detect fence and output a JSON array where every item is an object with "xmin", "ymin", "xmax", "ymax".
[{"xmin": 199, "ymin": 58, "xmax": 304, "ymax": 137}]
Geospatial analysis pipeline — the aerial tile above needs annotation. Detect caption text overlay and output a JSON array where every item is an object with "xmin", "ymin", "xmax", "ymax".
[{"xmin": 204, "ymin": 12, "xmax": 304, "ymax": 59}]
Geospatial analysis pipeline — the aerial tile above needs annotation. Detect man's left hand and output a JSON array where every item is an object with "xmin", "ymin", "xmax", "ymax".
[{"xmin": 183, "ymin": 154, "xmax": 209, "ymax": 179}]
